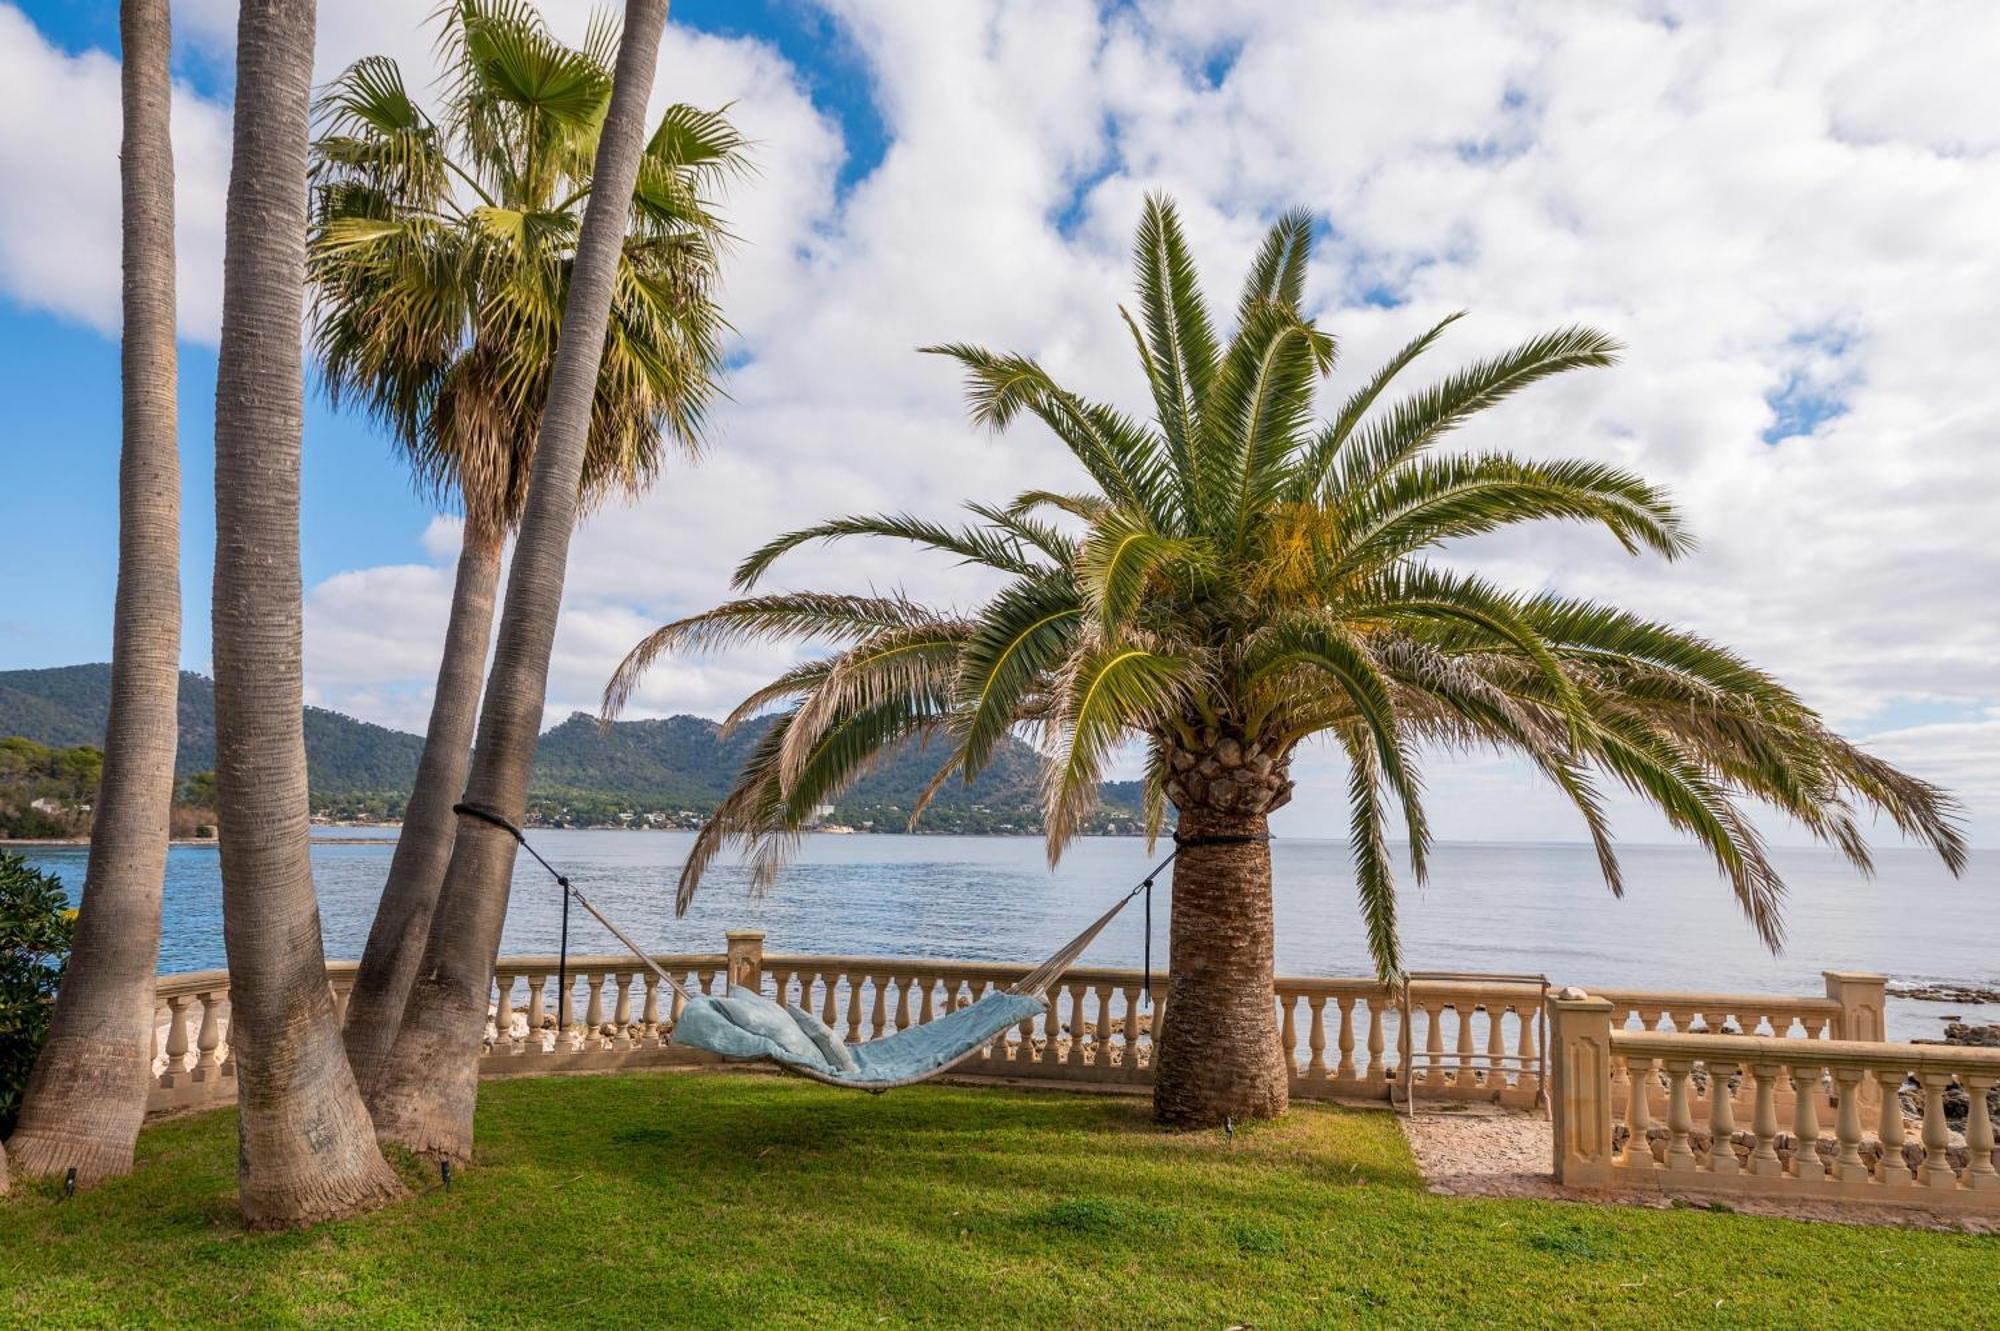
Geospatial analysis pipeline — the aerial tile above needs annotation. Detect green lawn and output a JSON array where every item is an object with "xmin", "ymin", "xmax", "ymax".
[{"xmin": 1, "ymin": 1072, "xmax": 1991, "ymax": 1329}]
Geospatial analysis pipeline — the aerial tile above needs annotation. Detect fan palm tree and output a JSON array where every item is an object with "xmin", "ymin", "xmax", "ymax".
[
  {"xmin": 308, "ymin": 0, "xmax": 741, "ymax": 1093},
  {"xmin": 367, "ymin": 0, "xmax": 679, "ymax": 1163},
  {"xmin": 606, "ymin": 197, "xmax": 1966, "ymax": 1129},
  {"xmin": 211, "ymin": 0, "xmax": 402, "ymax": 1226},
  {"xmin": 6, "ymin": 0, "xmax": 180, "ymax": 1189}
]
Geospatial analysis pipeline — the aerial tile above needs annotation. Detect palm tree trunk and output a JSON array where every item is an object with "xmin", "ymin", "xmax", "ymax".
[
  {"xmin": 341, "ymin": 528, "xmax": 502, "ymax": 1094},
  {"xmin": 367, "ymin": 0, "xmax": 675, "ymax": 1163},
  {"xmin": 1151, "ymin": 807, "xmax": 1289, "ymax": 1127},
  {"xmin": 211, "ymin": 0, "xmax": 401, "ymax": 1229},
  {"xmin": 5, "ymin": 0, "xmax": 181, "ymax": 1188}
]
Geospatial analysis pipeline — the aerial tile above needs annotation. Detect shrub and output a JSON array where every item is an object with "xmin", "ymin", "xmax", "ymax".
[{"xmin": 0, "ymin": 851, "xmax": 74, "ymax": 1135}]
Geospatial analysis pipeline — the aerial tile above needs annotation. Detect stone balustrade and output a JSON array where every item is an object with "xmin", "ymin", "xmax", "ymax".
[
  {"xmin": 146, "ymin": 932, "xmax": 1889, "ymax": 1128},
  {"xmin": 1551, "ymin": 990, "xmax": 2000, "ymax": 1214}
]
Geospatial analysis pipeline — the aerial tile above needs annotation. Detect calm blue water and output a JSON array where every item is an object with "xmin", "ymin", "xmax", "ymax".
[{"xmin": 21, "ymin": 832, "xmax": 1995, "ymax": 1042}]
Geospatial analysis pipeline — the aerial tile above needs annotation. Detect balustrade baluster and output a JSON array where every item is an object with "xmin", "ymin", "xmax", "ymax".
[
  {"xmin": 866, "ymin": 975, "xmax": 886, "ymax": 1040},
  {"xmin": 1919, "ymin": 1073, "xmax": 1955, "ymax": 1188},
  {"xmin": 822, "ymin": 973, "xmax": 841, "ymax": 1029},
  {"xmin": 553, "ymin": 974, "xmax": 574, "ymax": 1041},
  {"xmin": 498, "ymin": 973, "xmax": 520, "ymax": 1052},
  {"xmin": 1748, "ymin": 1063, "xmax": 1783, "ymax": 1176},
  {"xmin": 331, "ymin": 979, "xmax": 352, "ymax": 1026},
  {"xmin": 1306, "ymin": 997, "xmax": 1328, "ymax": 1082},
  {"xmin": 1454, "ymin": 1003, "xmax": 1475, "ymax": 1085},
  {"xmin": 1367, "ymin": 1001, "xmax": 1384, "ymax": 1082},
  {"xmin": 614, "ymin": 973, "xmax": 635, "ymax": 1049},
  {"xmin": 1095, "ymin": 984, "xmax": 1117, "ymax": 1066},
  {"xmin": 1875, "ymin": 1070, "xmax": 1911, "ymax": 1185},
  {"xmin": 1664, "ymin": 1059, "xmax": 1696, "ymax": 1171},
  {"xmin": 1064, "ymin": 985, "xmax": 1084, "ymax": 1066},
  {"xmin": 1833, "ymin": 1067, "xmax": 1868, "ymax": 1181},
  {"xmin": 1423, "ymin": 1002, "xmax": 1444, "ymax": 1086},
  {"xmin": 525, "ymin": 974, "xmax": 547, "ymax": 1051},
  {"xmin": 920, "ymin": 977, "xmax": 937, "ymax": 1026},
  {"xmin": 1122, "ymin": 987, "xmax": 1143, "ymax": 1074},
  {"xmin": 1484, "ymin": 1005, "xmax": 1506, "ymax": 1087},
  {"xmin": 158, "ymin": 994, "xmax": 187, "ymax": 1083},
  {"xmin": 584, "ymin": 974, "xmax": 606, "ymax": 1047},
  {"xmin": 1015, "ymin": 1015, "xmax": 1036, "ymax": 1064},
  {"xmin": 1279, "ymin": 994, "xmax": 1298, "ymax": 1077},
  {"xmin": 192, "ymin": 992, "xmax": 222, "ymax": 1082},
  {"xmin": 1707, "ymin": 1060, "xmax": 1740, "ymax": 1174},
  {"xmin": 1964, "ymin": 1075, "xmax": 1997, "ymax": 1190},
  {"xmin": 845, "ymin": 977, "xmax": 864, "ymax": 1043},
  {"xmin": 1622, "ymin": 1055, "xmax": 1654, "ymax": 1168},
  {"xmin": 670, "ymin": 974, "xmax": 689, "ymax": 1027},
  {"xmin": 1790, "ymin": 1063, "xmax": 1824, "ymax": 1181},
  {"xmin": 148, "ymin": 1009, "xmax": 162, "ymax": 1082},
  {"xmin": 642, "ymin": 974, "xmax": 661, "ymax": 1046},
  {"xmin": 893, "ymin": 975, "xmax": 913, "ymax": 1032}
]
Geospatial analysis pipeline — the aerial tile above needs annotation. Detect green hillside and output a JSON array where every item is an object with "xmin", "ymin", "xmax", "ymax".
[{"xmin": 0, "ymin": 665, "xmax": 1144, "ymax": 834}]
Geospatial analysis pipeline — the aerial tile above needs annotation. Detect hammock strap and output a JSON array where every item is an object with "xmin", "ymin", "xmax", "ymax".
[
  {"xmin": 454, "ymin": 803, "xmax": 694, "ymax": 1001},
  {"xmin": 456, "ymin": 802, "xmax": 1185, "ymax": 1010},
  {"xmin": 1011, "ymin": 846, "xmax": 1178, "ymax": 999}
]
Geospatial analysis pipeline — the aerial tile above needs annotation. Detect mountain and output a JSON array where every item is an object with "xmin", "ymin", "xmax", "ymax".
[
  {"xmin": 0, "ymin": 664, "xmax": 1144, "ymax": 832},
  {"xmin": 0, "ymin": 664, "xmax": 425, "ymax": 796}
]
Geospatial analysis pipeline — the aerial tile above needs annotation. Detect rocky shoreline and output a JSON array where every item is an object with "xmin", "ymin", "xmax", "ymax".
[{"xmin": 1887, "ymin": 981, "xmax": 2000, "ymax": 1005}]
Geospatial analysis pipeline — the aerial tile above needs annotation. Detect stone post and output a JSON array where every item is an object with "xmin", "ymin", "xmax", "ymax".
[
  {"xmin": 726, "ymin": 930, "xmax": 766, "ymax": 992},
  {"xmin": 1548, "ymin": 989, "xmax": 1616, "ymax": 1189},
  {"xmin": 1822, "ymin": 971, "xmax": 1885, "ymax": 1042}
]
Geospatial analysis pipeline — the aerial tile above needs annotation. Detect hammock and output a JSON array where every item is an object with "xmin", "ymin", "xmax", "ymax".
[{"xmin": 458, "ymin": 802, "xmax": 1175, "ymax": 1091}]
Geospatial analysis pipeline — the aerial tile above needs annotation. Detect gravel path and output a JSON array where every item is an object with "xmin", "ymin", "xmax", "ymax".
[{"xmin": 1393, "ymin": 1104, "xmax": 1997, "ymax": 1234}]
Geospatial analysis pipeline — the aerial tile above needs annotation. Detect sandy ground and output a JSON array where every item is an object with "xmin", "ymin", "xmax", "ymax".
[{"xmin": 1394, "ymin": 1103, "xmax": 1997, "ymax": 1234}]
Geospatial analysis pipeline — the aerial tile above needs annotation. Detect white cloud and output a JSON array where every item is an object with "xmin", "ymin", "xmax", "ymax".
[
  {"xmin": 0, "ymin": 4, "xmax": 230, "ymax": 339},
  {"xmin": 7, "ymin": 1, "xmax": 1997, "ymax": 846}
]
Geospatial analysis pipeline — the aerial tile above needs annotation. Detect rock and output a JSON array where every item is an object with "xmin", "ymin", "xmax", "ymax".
[
  {"xmin": 1942, "ymin": 1021, "xmax": 2000, "ymax": 1048},
  {"xmin": 1886, "ymin": 981, "xmax": 2000, "ymax": 1004}
]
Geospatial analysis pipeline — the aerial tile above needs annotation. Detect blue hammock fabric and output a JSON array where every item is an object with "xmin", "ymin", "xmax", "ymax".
[{"xmin": 674, "ymin": 984, "xmax": 1048, "ymax": 1089}]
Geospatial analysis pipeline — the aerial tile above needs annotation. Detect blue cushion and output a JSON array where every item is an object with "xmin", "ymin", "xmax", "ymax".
[{"xmin": 671, "ymin": 985, "xmax": 1047, "ymax": 1088}]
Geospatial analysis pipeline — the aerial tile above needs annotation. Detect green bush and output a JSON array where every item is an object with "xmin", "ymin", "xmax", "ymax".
[{"xmin": 0, "ymin": 850, "xmax": 73, "ymax": 1135}]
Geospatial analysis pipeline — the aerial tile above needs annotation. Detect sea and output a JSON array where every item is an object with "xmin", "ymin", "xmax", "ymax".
[{"xmin": 19, "ymin": 831, "xmax": 1996, "ymax": 1044}]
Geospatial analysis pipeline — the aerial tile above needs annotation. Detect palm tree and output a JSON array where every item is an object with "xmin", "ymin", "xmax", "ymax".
[
  {"xmin": 366, "ymin": 0, "xmax": 679, "ymax": 1163},
  {"xmin": 605, "ymin": 197, "xmax": 1966, "ymax": 1129},
  {"xmin": 308, "ymin": 0, "xmax": 741, "ymax": 1093},
  {"xmin": 4, "ymin": 0, "xmax": 181, "ymax": 1189},
  {"xmin": 211, "ymin": 0, "xmax": 402, "ymax": 1226}
]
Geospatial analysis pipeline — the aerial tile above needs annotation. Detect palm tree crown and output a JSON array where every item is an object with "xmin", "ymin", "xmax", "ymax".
[
  {"xmin": 608, "ymin": 195, "xmax": 1963, "ymax": 979},
  {"xmin": 309, "ymin": 0, "xmax": 746, "ymax": 542}
]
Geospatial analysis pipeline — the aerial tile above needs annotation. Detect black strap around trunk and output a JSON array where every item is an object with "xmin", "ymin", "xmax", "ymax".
[{"xmin": 455, "ymin": 801, "xmax": 576, "ymax": 1028}]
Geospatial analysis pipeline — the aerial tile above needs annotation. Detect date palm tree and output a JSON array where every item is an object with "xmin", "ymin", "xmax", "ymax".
[
  {"xmin": 606, "ymin": 197, "xmax": 1966, "ymax": 1128},
  {"xmin": 211, "ymin": 0, "xmax": 402, "ymax": 1226},
  {"xmin": 367, "ymin": 0, "xmax": 678, "ymax": 1162},
  {"xmin": 308, "ymin": 0, "xmax": 740, "ymax": 1093},
  {"xmin": 6, "ymin": 0, "xmax": 181, "ymax": 1189}
]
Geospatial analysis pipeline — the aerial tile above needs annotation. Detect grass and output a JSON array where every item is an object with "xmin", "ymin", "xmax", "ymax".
[{"xmin": 1, "ymin": 1072, "xmax": 1992, "ymax": 1329}]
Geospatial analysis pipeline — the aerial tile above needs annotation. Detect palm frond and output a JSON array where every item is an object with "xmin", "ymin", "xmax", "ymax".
[{"xmin": 732, "ymin": 511, "xmax": 1053, "ymax": 589}]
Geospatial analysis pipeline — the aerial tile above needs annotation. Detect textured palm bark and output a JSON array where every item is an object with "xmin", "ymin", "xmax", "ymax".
[
  {"xmin": 342, "ymin": 530, "xmax": 502, "ymax": 1094},
  {"xmin": 211, "ymin": 0, "xmax": 402, "ymax": 1229},
  {"xmin": 368, "ymin": 0, "xmax": 674, "ymax": 1163},
  {"xmin": 1151, "ymin": 728, "xmax": 1295, "ymax": 1128},
  {"xmin": 6, "ymin": 0, "xmax": 181, "ymax": 1187}
]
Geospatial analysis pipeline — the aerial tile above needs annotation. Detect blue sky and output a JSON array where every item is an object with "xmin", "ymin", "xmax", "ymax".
[{"xmin": 0, "ymin": 0, "xmax": 1994, "ymax": 846}]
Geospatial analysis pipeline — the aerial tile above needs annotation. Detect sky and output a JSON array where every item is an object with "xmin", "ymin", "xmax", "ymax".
[{"xmin": 0, "ymin": 0, "xmax": 1995, "ymax": 850}]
